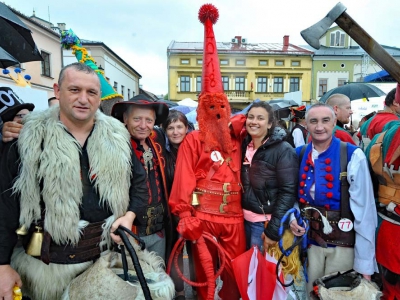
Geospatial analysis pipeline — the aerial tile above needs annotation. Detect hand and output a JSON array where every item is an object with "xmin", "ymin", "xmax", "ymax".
[
  {"xmin": 0, "ymin": 265, "xmax": 22, "ymax": 300},
  {"xmin": 110, "ymin": 211, "xmax": 136, "ymax": 244},
  {"xmin": 177, "ymin": 211, "xmax": 203, "ymax": 241},
  {"xmin": 362, "ymin": 274, "xmax": 371, "ymax": 281},
  {"xmin": 289, "ymin": 219, "xmax": 306, "ymax": 237},
  {"xmin": 2, "ymin": 121, "xmax": 23, "ymax": 142},
  {"xmin": 261, "ymin": 233, "xmax": 277, "ymax": 252}
]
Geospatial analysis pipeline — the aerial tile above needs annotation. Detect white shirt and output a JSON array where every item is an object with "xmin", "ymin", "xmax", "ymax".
[{"xmin": 292, "ymin": 125, "xmax": 306, "ymax": 147}]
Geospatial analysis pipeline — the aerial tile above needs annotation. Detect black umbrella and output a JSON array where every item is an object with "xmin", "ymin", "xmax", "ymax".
[
  {"xmin": 0, "ymin": 3, "xmax": 43, "ymax": 63},
  {"xmin": 0, "ymin": 46, "xmax": 19, "ymax": 68},
  {"xmin": 319, "ymin": 83, "xmax": 386, "ymax": 103},
  {"xmin": 269, "ymin": 101, "xmax": 298, "ymax": 120}
]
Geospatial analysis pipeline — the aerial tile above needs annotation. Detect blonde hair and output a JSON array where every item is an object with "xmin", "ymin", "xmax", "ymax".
[{"xmin": 268, "ymin": 229, "xmax": 302, "ymax": 282}]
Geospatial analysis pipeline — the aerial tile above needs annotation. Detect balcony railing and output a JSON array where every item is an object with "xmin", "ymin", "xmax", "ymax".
[{"xmin": 224, "ymin": 90, "xmax": 251, "ymax": 102}]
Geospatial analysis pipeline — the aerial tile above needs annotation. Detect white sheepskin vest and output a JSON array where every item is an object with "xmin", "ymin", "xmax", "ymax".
[{"xmin": 13, "ymin": 106, "xmax": 132, "ymax": 245}]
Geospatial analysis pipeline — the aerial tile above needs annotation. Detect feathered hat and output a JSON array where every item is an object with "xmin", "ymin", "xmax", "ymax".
[
  {"xmin": 197, "ymin": 4, "xmax": 232, "ymax": 154},
  {"xmin": 290, "ymin": 105, "xmax": 306, "ymax": 120}
]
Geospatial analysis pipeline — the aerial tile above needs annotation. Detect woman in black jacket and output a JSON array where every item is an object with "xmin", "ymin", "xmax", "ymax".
[
  {"xmin": 241, "ymin": 101, "xmax": 299, "ymax": 251},
  {"xmin": 162, "ymin": 110, "xmax": 192, "ymax": 300}
]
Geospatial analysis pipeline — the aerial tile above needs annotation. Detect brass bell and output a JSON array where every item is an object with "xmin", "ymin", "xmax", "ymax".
[
  {"xmin": 15, "ymin": 225, "xmax": 28, "ymax": 236},
  {"xmin": 191, "ymin": 192, "xmax": 200, "ymax": 206},
  {"xmin": 26, "ymin": 226, "xmax": 43, "ymax": 257}
]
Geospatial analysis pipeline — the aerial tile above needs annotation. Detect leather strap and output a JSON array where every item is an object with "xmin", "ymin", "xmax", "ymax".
[{"xmin": 339, "ymin": 141, "xmax": 353, "ymax": 221}]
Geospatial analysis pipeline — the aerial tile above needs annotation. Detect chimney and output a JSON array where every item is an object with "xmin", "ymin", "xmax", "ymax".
[
  {"xmin": 283, "ymin": 35, "xmax": 289, "ymax": 47},
  {"xmin": 235, "ymin": 35, "xmax": 242, "ymax": 46},
  {"xmin": 57, "ymin": 23, "xmax": 66, "ymax": 31}
]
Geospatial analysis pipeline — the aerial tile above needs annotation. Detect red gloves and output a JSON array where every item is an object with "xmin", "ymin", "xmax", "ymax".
[{"xmin": 177, "ymin": 211, "xmax": 203, "ymax": 241}]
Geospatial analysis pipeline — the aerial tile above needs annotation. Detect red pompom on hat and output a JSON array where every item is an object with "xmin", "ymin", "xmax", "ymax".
[{"xmin": 198, "ymin": 4, "xmax": 223, "ymax": 94}]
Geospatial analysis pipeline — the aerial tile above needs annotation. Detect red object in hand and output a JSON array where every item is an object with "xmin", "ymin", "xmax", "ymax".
[{"xmin": 177, "ymin": 211, "xmax": 203, "ymax": 241}]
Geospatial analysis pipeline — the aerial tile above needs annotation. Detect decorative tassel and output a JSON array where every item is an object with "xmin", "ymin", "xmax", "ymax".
[{"xmin": 304, "ymin": 207, "xmax": 333, "ymax": 234}]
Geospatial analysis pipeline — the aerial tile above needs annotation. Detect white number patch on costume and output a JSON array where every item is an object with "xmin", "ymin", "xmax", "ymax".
[
  {"xmin": 338, "ymin": 218, "xmax": 353, "ymax": 232},
  {"xmin": 211, "ymin": 151, "xmax": 222, "ymax": 162}
]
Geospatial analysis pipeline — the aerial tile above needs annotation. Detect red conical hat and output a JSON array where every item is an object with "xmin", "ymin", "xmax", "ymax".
[{"xmin": 199, "ymin": 4, "xmax": 223, "ymax": 94}]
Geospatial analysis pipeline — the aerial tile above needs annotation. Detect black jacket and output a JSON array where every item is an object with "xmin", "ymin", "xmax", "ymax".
[{"xmin": 241, "ymin": 127, "xmax": 299, "ymax": 241}]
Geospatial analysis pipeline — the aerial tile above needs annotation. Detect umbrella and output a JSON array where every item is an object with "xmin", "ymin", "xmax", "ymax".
[
  {"xmin": 0, "ymin": 3, "xmax": 43, "ymax": 63},
  {"xmin": 269, "ymin": 99, "xmax": 299, "ymax": 106},
  {"xmin": 170, "ymin": 105, "xmax": 196, "ymax": 114},
  {"xmin": 319, "ymin": 83, "xmax": 386, "ymax": 103},
  {"xmin": 0, "ymin": 46, "xmax": 19, "ymax": 68},
  {"xmin": 157, "ymin": 99, "xmax": 178, "ymax": 108},
  {"xmin": 269, "ymin": 101, "xmax": 298, "ymax": 120}
]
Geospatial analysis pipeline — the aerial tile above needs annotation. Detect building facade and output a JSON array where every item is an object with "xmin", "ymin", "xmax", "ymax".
[
  {"xmin": 167, "ymin": 36, "xmax": 313, "ymax": 108},
  {"xmin": 305, "ymin": 26, "xmax": 400, "ymax": 100}
]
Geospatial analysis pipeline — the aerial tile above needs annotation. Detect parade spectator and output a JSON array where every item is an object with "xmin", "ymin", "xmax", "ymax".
[
  {"xmin": 240, "ymin": 101, "xmax": 298, "ymax": 251},
  {"xmin": 290, "ymin": 103, "xmax": 378, "ymax": 294},
  {"xmin": 47, "ymin": 96, "xmax": 59, "ymax": 107},
  {"xmin": 290, "ymin": 106, "xmax": 308, "ymax": 147},
  {"xmin": 0, "ymin": 62, "xmax": 148, "ymax": 300},
  {"xmin": 0, "ymin": 87, "xmax": 33, "ymax": 143},
  {"xmin": 325, "ymin": 93, "xmax": 357, "ymax": 145},
  {"xmin": 111, "ymin": 94, "xmax": 171, "ymax": 261}
]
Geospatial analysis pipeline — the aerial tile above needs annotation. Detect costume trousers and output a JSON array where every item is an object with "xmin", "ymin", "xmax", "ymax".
[
  {"xmin": 306, "ymin": 244, "xmax": 354, "ymax": 293},
  {"xmin": 382, "ymin": 278, "xmax": 400, "ymax": 300},
  {"xmin": 140, "ymin": 229, "xmax": 165, "ymax": 261},
  {"xmin": 192, "ymin": 214, "xmax": 246, "ymax": 300}
]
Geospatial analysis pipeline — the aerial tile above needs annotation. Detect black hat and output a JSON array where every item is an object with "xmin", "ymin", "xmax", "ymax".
[
  {"xmin": 111, "ymin": 94, "xmax": 169, "ymax": 125},
  {"xmin": 0, "ymin": 87, "xmax": 34, "ymax": 122},
  {"xmin": 290, "ymin": 105, "xmax": 306, "ymax": 121}
]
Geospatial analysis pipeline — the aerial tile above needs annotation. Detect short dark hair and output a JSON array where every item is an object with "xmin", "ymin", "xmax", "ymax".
[
  {"xmin": 384, "ymin": 88, "xmax": 396, "ymax": 107},
  {"xmin": 58, "ymin": 62, "xmax": 97, "ymax": 87},
  {"xmin": 162, "ymin": 110, "xmax": 189, "ymax": 129},
  {"xmin": 48, "ymin": 96, "xmax": 57, "ymax": 104}
]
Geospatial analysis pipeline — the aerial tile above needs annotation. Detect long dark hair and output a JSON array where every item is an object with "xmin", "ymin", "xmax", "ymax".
[
  {"xmin": 246, "ymin": 101, "xmax": 276, "ymax": 141},
  {"xmin": 162, "ymin": 110, "xmax": 189, "ymax": 131}
]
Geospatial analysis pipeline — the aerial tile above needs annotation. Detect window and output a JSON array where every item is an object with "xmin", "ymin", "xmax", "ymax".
[
  {"xmin": 259, "ymin": 60, "xmax": 268, "ymax": 66},
  {"xmin": 236, "ymin": 59, "xmax": 245, "ymax": 66},
  {"xmin": 121, "ymin": 85, "xmax": 124, "ymax": 96},
  {"xmin": 127, "ymin": 88, "xmax": 130, "ymax": 99},
  {"xmin": 113, "ymin": 81, "xmax": 118, "ymax": 92},
  {"xmin": 180, "ymin": 59, "xmax": 190, "ymax": 65},
  {"xmin": 273, "ymin": 77, "xmax": 283, "ymax": 93},
  {"xmin": 338, "ymin": 79, "xmax": 346, "ymax": 87},
  {"xmin": 41, "ymin": 51, "xmax": 51, "ymax": 77},
  {"xmin": 257, "ymin": 77, "xmax": 268, "ymax": 93},
  {"xmin": 220, "ymin": 59, "xmax": 229, "ymax": 65},
  {"xmin": 180, "ymin": 76, "xmax": 190, "ymax": 92},
  {"xmin": 330, "ymin": 31, "xmax": 345, "ymax": 47},
  {"xmin": 222, "ymin": 76, "xmax": 229, "ymax": 91},
  {"xmin": 289, "ymin": 77, "xmax": 300, "ymax": 92},
  {"xmin": 196, "ymin": 76, "xmax": 202, "ymax": 92},
  {"xmin": 291, "ymin": 61, "xmax": 300, "ymax": 67},
  {"xmin": 275, "ymin": 60, "xmax": 284, "ymax": 66},
  {"xmin": 235, "ymin": 77, "xmax": 245, "ymax": 91},
  {"xmin": 319, "ymin": 79, "xmax": 328, "ymax": 97},
  {"xmin": 197, "ymin": 59, "xmax": 203, "ymax": 65}
]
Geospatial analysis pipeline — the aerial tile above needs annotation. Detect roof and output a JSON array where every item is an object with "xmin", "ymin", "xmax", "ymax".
[
  {"xmin": 81, "ymin": 40, "xmax": 142, "ymax": 79},
  {"xmin": 300, "ymin": 45, "xmax": 400, "ymax": 57},
  {"xmin": 168, "ymin": 41, "xmax": 313, "ymax": 56}
]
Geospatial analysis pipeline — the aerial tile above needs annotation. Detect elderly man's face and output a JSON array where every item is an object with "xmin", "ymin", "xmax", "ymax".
[
  {"xmin": 123, "ymin": 106, "xmax": 155, "ymax": 144},
  {"xmin": 306, "ymin": 106, "xmax": 336, "ymax": 145}
]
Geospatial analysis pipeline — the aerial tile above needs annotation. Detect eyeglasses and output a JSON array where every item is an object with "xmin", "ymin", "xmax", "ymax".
[{"xmin": 14, "ymin": 114, "xmax": 27, "ymax": 119}]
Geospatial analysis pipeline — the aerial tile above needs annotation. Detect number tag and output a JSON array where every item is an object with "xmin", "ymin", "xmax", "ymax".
[
  {"xmin": 211, "ymin": 151, "xmax": 222, "ymax": 162},
  {"xmin": 338, "ymin": 218, "xmax": 353, "ymax": 232}
]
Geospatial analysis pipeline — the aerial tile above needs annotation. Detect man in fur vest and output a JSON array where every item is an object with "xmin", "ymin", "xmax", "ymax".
[{"xmin": 0, "ymin": 62, "xmax": 148, "ymax": 300}]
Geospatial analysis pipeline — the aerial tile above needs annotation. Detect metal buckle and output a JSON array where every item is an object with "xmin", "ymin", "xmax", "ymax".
[
  {"xmin": 147, "ymin": 207, "xmax": 155, "ymax": 217},
  {"xmin": 222, "ymin": 183, "xmax": 230, "ymax": 193},
  {"xmin": 339, "ymin": 172, "xmax": 347, "ymax": 180}
]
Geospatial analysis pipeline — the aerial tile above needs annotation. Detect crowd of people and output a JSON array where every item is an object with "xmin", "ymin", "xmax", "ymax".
[{"xmin": 1, "ymin": 4, "xmax": 400, "ymax": 300}]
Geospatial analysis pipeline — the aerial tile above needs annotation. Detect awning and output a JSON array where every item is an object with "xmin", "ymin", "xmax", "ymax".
[{"xmin": 364, "ymin": 70, "xmax": 392, "ymax": 82}]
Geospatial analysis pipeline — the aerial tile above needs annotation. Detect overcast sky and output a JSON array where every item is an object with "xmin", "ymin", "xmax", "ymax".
[{"xmin": 4, "ymin": 0, "xmax": 399, "ymax": 95}]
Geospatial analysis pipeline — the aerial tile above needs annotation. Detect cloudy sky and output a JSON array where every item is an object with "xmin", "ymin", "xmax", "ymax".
[{"xmin": 3, "ymin": 0, "xmax": 399, "ymax": 95}]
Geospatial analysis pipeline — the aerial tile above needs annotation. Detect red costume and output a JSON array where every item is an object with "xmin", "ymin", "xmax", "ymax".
[
  {"xmin": 366, "ymin": 111, "xmax": 399, "ymax": 139},
  {"xmin": 168, "ymin": 4, "xmax": 246, "ymax": 300}
]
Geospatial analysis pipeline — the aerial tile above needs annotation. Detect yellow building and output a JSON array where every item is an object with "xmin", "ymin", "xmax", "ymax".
[{"xmin": 167, "ymin": 36, "xmax": 313, "ymax": 109}]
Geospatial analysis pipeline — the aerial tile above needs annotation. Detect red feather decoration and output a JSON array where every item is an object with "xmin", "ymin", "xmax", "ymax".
[{"xmin": 198, "ymin": 4, "xmax": 219, "ymax": 24}]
